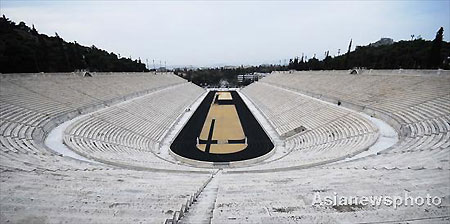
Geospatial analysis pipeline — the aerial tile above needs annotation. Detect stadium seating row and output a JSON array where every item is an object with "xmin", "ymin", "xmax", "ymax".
[
  {"xmin": 1, "ymin": 70, "xmax": 449, "ymax": 223},
  {"xmin": 1, "ymin": 168, "xmax": 211, "ymax": 223},
  {"xmin": 211, "ymin": 70, "xmax": 449, "ymax": 223},
  {"xmin": 214, "ymin": 167, "xmax": 449, "ymax": 223},
  {"xmin": 255, "ymin": 71, "xmax": 450, "ymax": 170},
  {"xmin": 63, "ymin": 83, "xmax": 207, "ymax": 170},
  {"xmin": 240, "ymin": 83, "xmax": 379, "ymax": 170},
  {"xmin": 0, "ymin": 73, "xmax": 213, "ymax": 223},
  {"xmin": 0, "ymin": 73, "xmax": 188, "ymax": 168}
]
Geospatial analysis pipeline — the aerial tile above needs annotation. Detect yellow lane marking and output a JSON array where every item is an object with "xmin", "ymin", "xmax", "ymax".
[
  {"xmin": 197, "ymin": 144, "xmax": 247, "ymax": 154},
  {"xmin": 217, "ymin": 91, "xmax": 232, "ymax": 100},
  {"xmin": 197, "ymin": 92, "xmax": 247, "ymax": 154}
]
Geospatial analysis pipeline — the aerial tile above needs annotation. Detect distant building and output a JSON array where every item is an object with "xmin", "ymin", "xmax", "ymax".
[
  {"xmin": 370, "ymin": 38, "xmax": 394, "ymax": 47},
  {"xmin": 237, "ymin": 72, "xmax": 268, "ymax": 83},
  {"xmin": 219, "ymin": 80, "xmax": 230, "ymax": 88},
  {"xmin": 223, "ymin": 65, "xmax": 253, "ymax": 69},
  {"xmin": 223, "ymin": 66, "xmax": 239, "ymax": 69},
  {"xmin": 157, "ymin": 67, "xmax": 167, "ymax": 72}
]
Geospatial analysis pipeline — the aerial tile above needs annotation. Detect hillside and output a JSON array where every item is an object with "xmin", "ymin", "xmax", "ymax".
[
  {"xmin": 0, "ymin": 15, "xmax": 148, "ymax": 73},
  {"xmin": 288, "ymin": 28, "xmax": 450, "ymax": 70}
]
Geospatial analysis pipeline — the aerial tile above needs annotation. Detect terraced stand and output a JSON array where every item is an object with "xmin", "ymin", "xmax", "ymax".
[
  {"xmin": 1, "ymin": 169, "xmax": 211, "ymax": 223},
  {"xmin": 214, "ymin": 168, "xmax": 449, "ymax": 223},
  {"xmin": 238, "ymin": 83, "xmax": 379, "ymax": 171},
  {"xmin": 63, "ymin": 83, "xmax": 207, "ymax": 171},
  {"xmin": 0, "ymin": 72, "xmax": 213, "ymax": 223},
  {"xmin": 258, "ymin": 70, "xmax": 450, "ymax": 170},
  {"xmin": 1, "ymin": 70, "xmax": 449, "ymax": 223},
  {"xmin": 213, "ymin": 70, "xmax": 450, "ymax": 223}
]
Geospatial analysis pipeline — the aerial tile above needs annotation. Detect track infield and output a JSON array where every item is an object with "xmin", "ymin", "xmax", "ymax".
[{"xmin": 171, "ymin": 91, "xmax": 273, "ymax": 162}]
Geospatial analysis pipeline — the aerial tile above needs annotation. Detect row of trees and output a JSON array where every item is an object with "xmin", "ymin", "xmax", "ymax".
[
  {"xmin": 2, "ymin": 14, "xmax": 448, "ymax": 85},
  {"xmin": 179, "ymin": 27, "xmax": 449, "ymax": 87},
  {"xmin": 0, "ymin": 15, "xmax": 148, "ymax": 73},
  {"xmin": 174, "ymin": 64, "xmax": 286, "ymax": 87},
  {"xmin": 288, "ymin": 27, "xmax": 449, "ymax": 71}
]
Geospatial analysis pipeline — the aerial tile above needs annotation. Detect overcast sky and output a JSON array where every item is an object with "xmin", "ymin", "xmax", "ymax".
[{"xmin": 2, "ymin": 0, "xmax": 449, "ymax": 68}]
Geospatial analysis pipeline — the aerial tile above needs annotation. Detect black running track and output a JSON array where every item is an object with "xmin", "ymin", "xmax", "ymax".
[{"xmin": 171, "ymin": 91, "xmax": 274, "ymax": 162}]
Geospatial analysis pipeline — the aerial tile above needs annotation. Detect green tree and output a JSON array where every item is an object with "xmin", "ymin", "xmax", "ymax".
[
  {"xmin": 0, "ymin": 15, "xmax": 148, "ymax": 73},
  {"xmin": 344, "ymin": 39, "xmax": 352, "ymax": 69},
  {"xmin": 428, "ymin": 27, "xmax": 444, "ymax": 68}
]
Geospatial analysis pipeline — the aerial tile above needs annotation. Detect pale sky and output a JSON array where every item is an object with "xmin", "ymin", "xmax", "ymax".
[{"xmin": 1, "ymin": 0, "xmax": 449, "ymax": 68}]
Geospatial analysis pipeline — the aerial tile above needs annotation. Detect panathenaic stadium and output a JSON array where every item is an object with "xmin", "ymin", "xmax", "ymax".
[{"xmin": 0, "ymin": 70, "xmax": 449, "ymax": 223}]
